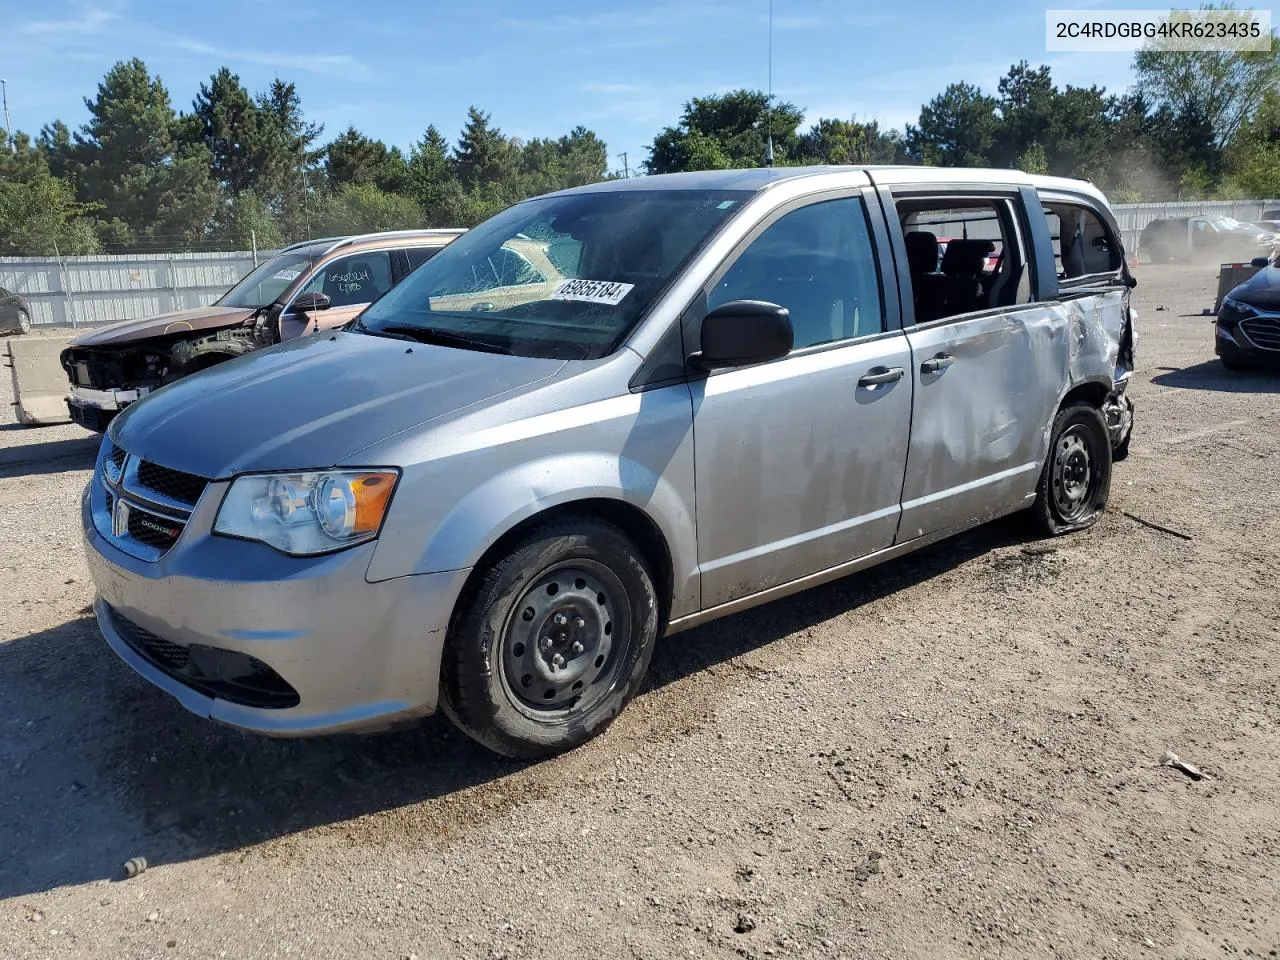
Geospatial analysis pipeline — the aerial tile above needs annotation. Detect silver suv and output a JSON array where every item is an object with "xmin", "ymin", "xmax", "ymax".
[{"xmin": 82, "ymin": 167, "xmax": 1137, "ymax": 758}]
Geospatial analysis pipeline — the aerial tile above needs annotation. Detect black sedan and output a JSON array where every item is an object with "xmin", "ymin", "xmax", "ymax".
[
  {"xmin": 1216, "ymin": 258, "xmax": 1280, "ymax": 370},
  {"xmin": 1, "ymin": 286, "xmax": 32, "ymax": 335}
]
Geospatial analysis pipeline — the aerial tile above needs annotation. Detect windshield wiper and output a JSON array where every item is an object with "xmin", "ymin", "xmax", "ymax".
[{"xmin": 373, "ymin": 323, "xmax": 513, "ymax": 355}]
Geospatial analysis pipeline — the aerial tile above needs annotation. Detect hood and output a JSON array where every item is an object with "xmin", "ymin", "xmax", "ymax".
[
  {"xmin": 110, "ymin": 332, "xmax": 566, "ymax": 477},
  {"xmin": 68, "ymin": 305, "xmax": 257, "ymax": 347},
  {"xmin": 1228, "ymin": 264, "xmax": 1280, "ymax": 310}
]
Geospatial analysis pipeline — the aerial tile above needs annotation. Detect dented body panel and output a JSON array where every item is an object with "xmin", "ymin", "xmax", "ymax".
[{"xmin": 82, "ymin": 166, "xmax": 1136, "ymax": 737}]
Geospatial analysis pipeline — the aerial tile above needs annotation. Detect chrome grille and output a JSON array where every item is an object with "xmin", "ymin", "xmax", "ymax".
[
  {"xmin": 1240, "ymin": 315, "xmax": 1280, "ymax": 351},
  {"xmin": 95, "ymin": 443, "xmax": 210, "ymax": 561}
]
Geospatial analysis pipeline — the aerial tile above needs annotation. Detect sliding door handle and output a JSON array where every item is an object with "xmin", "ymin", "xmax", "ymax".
[
  {"xmin": 920, "ymin": 353, "xmax": 955, "ymax": 374},
  {"xmin": 857, "ymin": 366, "xmax": 905, "ymax": 387}
]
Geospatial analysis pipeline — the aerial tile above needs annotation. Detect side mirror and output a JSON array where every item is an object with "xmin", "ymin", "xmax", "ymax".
[
  {"xmin": 1251, "ymin": 256, "xmax": 1271, "ymax": 268},
  {"xmin": 692, "ymin": 300, "xmax": 793, "ymax": 369},
  {"xmin": 289, "ymin": 292, "xmax": 331, "ymax": 314}
]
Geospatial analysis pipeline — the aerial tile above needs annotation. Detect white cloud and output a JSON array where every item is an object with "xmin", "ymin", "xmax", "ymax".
[
  {"xmin": 167, "ymin": 38, "xmax": 368, "ymax": 79},
  {"xmin": 21, "ymin": 3, "xmax": 115, "ymax": 35}
]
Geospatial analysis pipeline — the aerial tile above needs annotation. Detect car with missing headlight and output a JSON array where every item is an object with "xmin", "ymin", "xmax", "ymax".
[
  {"xmin": 82, "ymin": 166, "xmax": 1136, "ymax": 758},
  {"xmin": 60, "ymin": 229, "xmax": 463, "ymax": 432}
]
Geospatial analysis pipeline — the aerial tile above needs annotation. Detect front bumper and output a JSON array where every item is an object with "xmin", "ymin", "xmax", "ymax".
[
  {"xmin": 1216, "ymin": 320, "xmax": 1280, "ymax": 368},
  {"xmin": 82, "ymin": 478, "xmax": 471, "ymax": 736},
  {"xmin": 67, "ymin": 385, "xmax": 154, "ymax": 432}
]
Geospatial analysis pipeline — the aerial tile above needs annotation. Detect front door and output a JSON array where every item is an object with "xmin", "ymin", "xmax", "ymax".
[
  {"xmin": 280, "ymin": 250, "xmax": 396, "ymax": 340},
  {"xmin": 690, "ymin": 195, "xmax": 913, "ymax": 609}
]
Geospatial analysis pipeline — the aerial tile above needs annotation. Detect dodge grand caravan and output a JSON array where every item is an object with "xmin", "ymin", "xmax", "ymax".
[{"xmin": 82, "ymin": 167, "xmax": 1137, "ymax": 758}]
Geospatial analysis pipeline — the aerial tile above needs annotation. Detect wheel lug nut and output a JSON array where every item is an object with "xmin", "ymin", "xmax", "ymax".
[
  {"xmin": 553, "ymin": 613, "xmax": 568, "ymax": 626},
  {"xmin": 574, "ymin": 617, "xmax": 585, "ymax": 628},
  {"xmin": 540, "ymin": 636, "xmax": 554, "ymax": 651},
  {"xmin": 551, "ymin": 653, "xmax": 565, "ymax": 668},
  {"xmin": 571, "ymin": 640, "xmax": 584, "ymax": 655}
]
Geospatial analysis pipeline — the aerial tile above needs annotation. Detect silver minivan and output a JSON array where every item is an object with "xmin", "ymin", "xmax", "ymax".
[{"xmin": 82, "ymin": 167, "xmax": 1137, "ymax": 758}]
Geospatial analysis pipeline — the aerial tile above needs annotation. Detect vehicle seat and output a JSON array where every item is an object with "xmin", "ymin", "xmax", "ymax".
[
  {"xmin": 940, "ymin": 239, "xmax": 990, "ymax": 316},
  {"xmin": 904, "ymin": 230, "xmax": 946, "ymax": 323}
]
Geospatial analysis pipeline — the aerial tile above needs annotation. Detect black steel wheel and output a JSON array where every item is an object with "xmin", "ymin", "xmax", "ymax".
[
  {"xmin": 1030, "ymin": 403, "xmax": 1112, "ymax": 536},
  {"xmin": 441, "ymin": 517, "xmax": 660, "ymax": 759}
]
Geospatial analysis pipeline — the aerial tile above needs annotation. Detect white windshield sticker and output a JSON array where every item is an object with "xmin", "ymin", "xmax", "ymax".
[
  {"xmin": 549, "ymin": 278, "xmax": 634, "ymax": 306},
  {"xmin": 272, "ymin": 268, "xmax": 302, "ymax": 281}
]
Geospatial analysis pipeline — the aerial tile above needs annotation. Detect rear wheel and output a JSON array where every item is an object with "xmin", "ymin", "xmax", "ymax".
[
  {"xmin": 440, "ymin": 518, "xmax": 660, "ymax": 759},
  {"xmin": 1146, "ymin": 243, "xmax": 1170, "ymax": 264},
  {"xmin": 1030, "ymin": 404, "xmax": 1112, "ymax": 536}
]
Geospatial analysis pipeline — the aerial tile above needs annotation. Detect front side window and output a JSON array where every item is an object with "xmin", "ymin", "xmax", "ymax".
[
  {"xmin": 218, "ymin": 253, "xmax": 317, "ymax": 309},
  {"xmin": 357, "ymin": 189, "xmax": 750, "ymax": 360},
  {"xmin": 708, "ymin": 197, "xmax": 884, "ymax": 349},
  {"xmin": 302, "ymin": 251, "xmax": 393, "ymax": 308}
]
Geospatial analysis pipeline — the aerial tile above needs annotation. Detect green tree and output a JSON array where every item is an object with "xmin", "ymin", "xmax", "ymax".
[
  {"xmin": 256, "ymin": 79, "xmax": 325, "ymax": 239},
  {"xmin": 324, "ymin": 127, "xmax": 412, "ymax": 194},
  {"xmin": 453, "ymin": 107, "xmax": 520, "ymax": 190},
  {"xmin": 188, "ymin": 67, "xmax": 264, "ymax": 196},
  {"xmin": 0, "ymin": 172, "xmax": 100, "ymax": 256},
  {"xmin": 905, "ymin": 82, "xmax": 1000, "ymax": 166},
  {"xmin": 311, "ymin": 183, "xmax": 426, "ymax": 235},
  {"xmin": 206, "ymin": 190, "xmax": 283, "ymax": 250},
  {"xmin": 794, "ymin": 117, "xmax": 906, "ymax": 165},
  {"xmin": 72, "ymin": 59, "xmax": 218, "ymax": 249},
  {"xmin": 646, "ymin": 90, "xmax": 804, "ymax": 173},
  {"xmin": 1134, "ymin": 5, "xmax": 1280, "ymax": 150}
]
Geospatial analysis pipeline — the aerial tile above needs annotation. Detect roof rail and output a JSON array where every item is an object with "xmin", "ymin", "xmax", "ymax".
[
  {"xmin": 323, "ymin": 228, "xmax": 467, "ymax": 254},
  {"xmin": 279, "ymin": 235, "xmax": 348, "ymax": 253}
]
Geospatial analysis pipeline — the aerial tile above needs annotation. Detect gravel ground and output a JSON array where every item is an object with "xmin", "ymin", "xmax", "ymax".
[{"xmin": 2, "ymin": 263, "xmax": 1278, "ymax": 960}]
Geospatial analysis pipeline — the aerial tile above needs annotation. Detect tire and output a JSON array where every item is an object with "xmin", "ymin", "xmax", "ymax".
[
  {"xmin": 16, "ymin": 310, "xmax": 31, "ymax": 335},
  {"xmin": 440, "ymin": 517, "xmax": 660, "ymax": 759},
  {"xmin": 1147, "ymin": 243, "xmax": 1169, "ymax": 264},
  {"xmin": 1029, "ymin": 403, "xmax": 1112, "ymax": 537}
]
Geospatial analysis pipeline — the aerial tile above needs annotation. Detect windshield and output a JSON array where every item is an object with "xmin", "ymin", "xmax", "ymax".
[
  {"xmin": 1210, "ymin": 217, "xmax": 1252, "ymax": 231},
  {"xmin": 217, "ymin": 252, "xmax": 317, "ymax": 309},
  {"xmin": 356, "ymin": 189, "xmax": 750, "ymax": 359}
]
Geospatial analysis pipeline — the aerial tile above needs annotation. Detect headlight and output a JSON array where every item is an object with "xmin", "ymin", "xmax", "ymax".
[
  {"xmin": 214, "ymin": 469, "xmax": 399, "ymax": 555},
  {"xmin": 1218, "ymin": 297, "xmax": 1257, "ymax": 328}
]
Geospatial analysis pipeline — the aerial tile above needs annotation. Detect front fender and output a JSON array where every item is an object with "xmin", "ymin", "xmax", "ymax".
[{"xmin": 368, "ymin": 454, "xmax": 699, "ymax": 619}]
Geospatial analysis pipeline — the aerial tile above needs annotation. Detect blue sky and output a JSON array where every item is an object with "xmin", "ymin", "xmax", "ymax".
[{"xmin": 1, "ymin": 0, "xmax": 1154, "ymax": 175}]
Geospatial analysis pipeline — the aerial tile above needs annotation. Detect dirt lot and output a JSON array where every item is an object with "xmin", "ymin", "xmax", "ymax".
[{"xmin": 1, "ymin": 263, "xmax": 1278, "ymax": 960}]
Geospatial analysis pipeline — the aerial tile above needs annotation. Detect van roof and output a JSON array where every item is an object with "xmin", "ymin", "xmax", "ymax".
[{"xmin": 554, "ymin": 165, "xmax": 1111, "ymax": 206}]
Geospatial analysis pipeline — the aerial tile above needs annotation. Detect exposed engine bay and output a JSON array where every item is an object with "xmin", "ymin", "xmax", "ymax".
[{"xmin": 61, "ymin": 311, "xmax": 279, "ymax": 431}]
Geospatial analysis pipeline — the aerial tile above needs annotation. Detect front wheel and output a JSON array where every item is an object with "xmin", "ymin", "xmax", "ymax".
[
  {"xmin": 1029, "ymin": 404, "xmax": 1112, "ymax": 536},
  {"xmin": 16, "ymin": 310, "xmax": 31, "ymax": 335},
  {"xmin": 440, "ymin": 518, "xmax": 660, "ymax": 759}
]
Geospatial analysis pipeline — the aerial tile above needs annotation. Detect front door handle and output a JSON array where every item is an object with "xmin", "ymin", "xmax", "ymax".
[
  {"xmin": 920, "ymin": 353, "xmax": 955, "ymax": 374},
  {"xmin": 857, "ymin": 366, "xmax": 905, "ymax": 387}
]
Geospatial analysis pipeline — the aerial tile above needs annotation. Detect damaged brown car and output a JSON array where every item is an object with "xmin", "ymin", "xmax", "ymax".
[{"xmin": 61, "ymin": 229, "xmax": 463, "ymax": 431}]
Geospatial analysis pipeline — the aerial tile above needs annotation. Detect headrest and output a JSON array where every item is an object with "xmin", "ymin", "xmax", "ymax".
[
  {"xmin": 904, "ymin": 231, "xmax": 939, "ymax": 274},
  {"xmin": 940, "ymin": 239, "xmax": 993, "ymax": 278}
]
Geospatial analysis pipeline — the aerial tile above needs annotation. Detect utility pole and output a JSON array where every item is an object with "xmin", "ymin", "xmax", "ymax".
[
  {"xmin": 0, "ymin": 79, "xmax": 14, "ymax": 153},
  {"xmin": 617, "ymin": 151, "xmax": 630, "ymax": 178}
]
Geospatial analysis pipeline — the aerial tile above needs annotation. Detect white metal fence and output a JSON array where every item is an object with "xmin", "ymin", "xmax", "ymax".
[
  {"xmin": 3, "ymin": 197, "xmax": 1279, "ymax": 330},
  {"xmin": 0, "ymin": 251, "xmax": 275, "ymax": 329}
]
